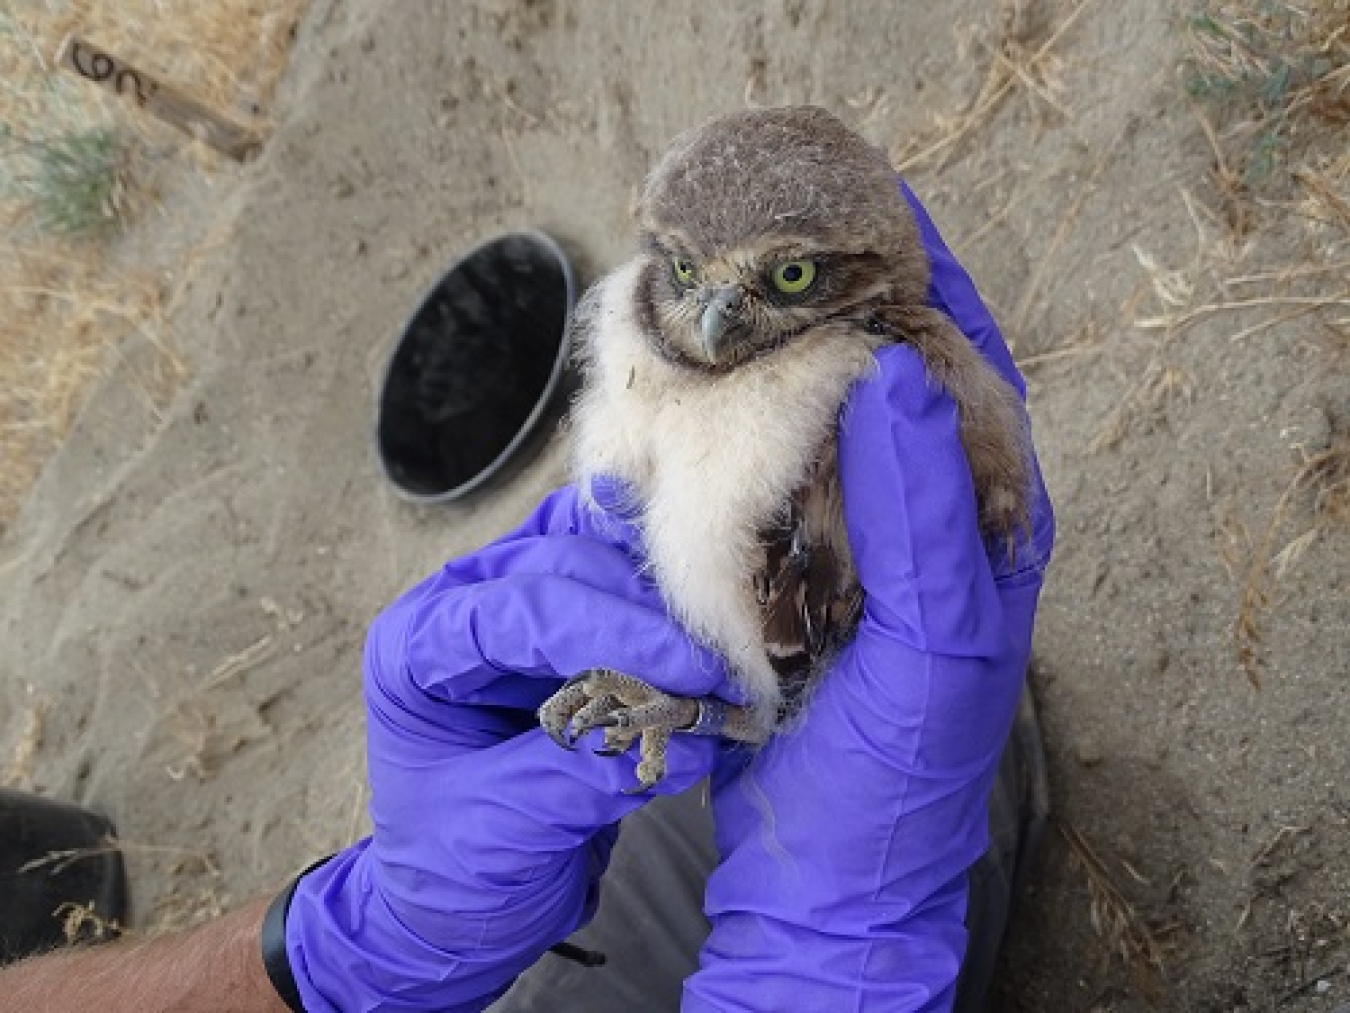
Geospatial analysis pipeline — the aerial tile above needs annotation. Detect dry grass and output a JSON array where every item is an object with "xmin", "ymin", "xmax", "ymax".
[
  {"xmin": 1183, "ymin": 1, "xmax": 1349, "ymax": 192},
  {"xmin": 1176, "ymin": 2, "xmax": 1350, "ymax": 686},
  {"xmin": 890, "ymin": 0, "xmax": 1091, "ymax": 174},
  {"xmin": 56, "ymin": 900, "xmax": 123, "ymax": 944},
  {"xmin": 16, "ymin": 833, "xmax": 224, "ymax": 935},
  {"xmin": 1223, "ymin": 438, "xmax": 1350, "ymax": 687},
  {"xmin": 18, "ymin": 833, "xmax": 218, "ymax": 876},
  {"xmin": 2, "ymin": 698, "xmax": 48, "ymax": 787},
  {"xmin": 1090, "ymin": 5, "xmax": 1347, "ymax": 634},
  {"xmin": 0, "ymin": 1, "xmax": 307, "ymax": 536},
  {"xmin": 1060, "ymin": 821, "xmax": 1169, "ymax": 995},
  {"xmin": 879, "ymin": 0, "xmax": 1346, "ymax": 707}
]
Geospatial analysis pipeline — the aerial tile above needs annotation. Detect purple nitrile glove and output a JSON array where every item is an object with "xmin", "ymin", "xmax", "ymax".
[
  {"xmin": 684, "ymin": 186, "xmax": 1055, "ymax": 1011},
  {"xmin": 283, "ymin": 492, "xmax": 732, "ymax": 1013},
  {"xmin": 684, "ymin": 346, "xmax": 1049, "ymax": 1012}
]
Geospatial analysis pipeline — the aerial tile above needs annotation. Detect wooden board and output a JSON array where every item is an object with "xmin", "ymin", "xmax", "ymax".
[{"xmin": 56, "ymin": 35, "xmax": 262, "ymax": 161}]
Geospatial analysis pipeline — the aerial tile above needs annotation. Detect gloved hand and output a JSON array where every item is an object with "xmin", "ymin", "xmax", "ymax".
[
  {"xmin": 683, "ymin": 186, "xmax": 1055, "ymax": 1012},
  {"xmin": 282, "ymin": 491, "xmax": 731, "ymax": 1012}
]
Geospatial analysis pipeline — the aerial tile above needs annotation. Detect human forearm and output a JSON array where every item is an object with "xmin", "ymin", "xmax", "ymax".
[{"xmin": 0, "ymin": 896, "xmax": 288, "ymax": 1013}]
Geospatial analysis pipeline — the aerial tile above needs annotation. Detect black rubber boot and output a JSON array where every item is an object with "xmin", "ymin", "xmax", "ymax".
[{"xmin": 0, "ymin": 790, "xmax": 128, "ymax": 963}]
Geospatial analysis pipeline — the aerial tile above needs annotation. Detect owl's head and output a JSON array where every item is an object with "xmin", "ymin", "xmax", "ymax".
[{"xmin": 634, "ymin": 106, "xmax": 926, "ymax": 371}]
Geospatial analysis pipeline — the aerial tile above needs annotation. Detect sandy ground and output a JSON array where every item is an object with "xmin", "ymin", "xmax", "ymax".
[{"xmin": 2, "ymin": 1, "xmax": 1347, "ymax": 1009}]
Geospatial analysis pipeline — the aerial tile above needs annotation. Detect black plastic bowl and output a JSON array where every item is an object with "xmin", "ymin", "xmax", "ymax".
[{"xmin": 376, "ymin": 231, "xmax": 577, "ymax": 502}]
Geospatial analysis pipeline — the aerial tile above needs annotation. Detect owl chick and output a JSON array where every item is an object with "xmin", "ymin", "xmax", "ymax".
[{"xmin": 537, "ymin": 106, "xmax": 1030, "ymax": 790}]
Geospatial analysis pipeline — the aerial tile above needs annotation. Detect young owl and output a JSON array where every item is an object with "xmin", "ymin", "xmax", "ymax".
[{"xmin": 538, "ymin": 106, "xmax": 1030, "ymax": 790}]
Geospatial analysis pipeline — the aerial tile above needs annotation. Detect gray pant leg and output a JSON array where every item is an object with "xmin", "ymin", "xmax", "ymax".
[
  {"xmin": 492, "ymin": 787, "xmax": 716, "ymax": 1012},
  {"xmin": 954, "ymin": 686, "xmax": 1050, "ymax": 1013},
  {"xmin": 494, "ymin": 685, "xmax": 1048, "ymax": 1012}
]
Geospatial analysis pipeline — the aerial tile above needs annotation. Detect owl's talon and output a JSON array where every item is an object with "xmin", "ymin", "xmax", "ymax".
[
  {"xmin": 538, "ymin": 675, "xmax": 597, "ymax": 751},
  {"xmin": 622, "ymin": 765, "xmax": 664, "ymax": 794},
  {"xmin": 601, "ymin": 726, "xmax": 637, "ymax": 755},
  {"xmin": 567, "ymin": 692, "xmax": 623, "ymax": 742},
  {"xmin": 569, "ymin": 714, "xmax": 616, "ymax": 739},
  {"xmin": 539, "ymin": 711, "xmax": 578, "ymax": 750},
  {"xmin": 544, "ymin": 724, "xmax": 577, "ymax": 751},
  {"xmin": 568, "ymin": 715, "xmax": 610, "ymax": 736}
]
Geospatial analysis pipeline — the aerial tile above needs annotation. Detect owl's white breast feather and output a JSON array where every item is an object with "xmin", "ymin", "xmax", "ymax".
[{"xmin": 571, "ymin": 262, "xmax": 881, "ymax": 725}]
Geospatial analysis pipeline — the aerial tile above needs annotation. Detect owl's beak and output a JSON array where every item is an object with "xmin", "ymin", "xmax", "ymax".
[{"xmin": 700, "ymin": 285, "xmax": 749, "ymax": 363}]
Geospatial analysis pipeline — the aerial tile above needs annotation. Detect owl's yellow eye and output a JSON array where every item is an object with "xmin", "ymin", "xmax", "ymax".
[
  {"xmin": 771, "ymin": 260, "xmax": 817, "ymax": 294},
  {"xmin": 672, "ymin": 258, "xmax": 698, "ymax": 287}
]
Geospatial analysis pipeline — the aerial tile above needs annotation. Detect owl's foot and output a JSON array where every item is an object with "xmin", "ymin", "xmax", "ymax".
[{"xmin": 538, "ymin": 670, "xmax": 755, "ymax": 793}]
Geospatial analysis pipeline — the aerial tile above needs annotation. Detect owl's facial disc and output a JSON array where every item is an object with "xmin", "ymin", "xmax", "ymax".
[
  {"xmin": 655, "ymin": 252, "xmax": 819, "ymax": 368},
  {"xmin": 638, "ymin": 237, "xmax": 891, "ymax": 372}
]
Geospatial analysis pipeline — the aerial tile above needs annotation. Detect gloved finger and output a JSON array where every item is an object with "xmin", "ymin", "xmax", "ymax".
[
  {"xmin": 456, "ymin": 482, "xmax": 646, "ymax": 577},
  {"xmin": 838, "ymin": 344, "xmax": 1006, "ymax": 658},
  {"xmin": 368, "ymin": 727, "xmax": 718, "ymax": 943},
  {"xmin": 495, "ymin": 480, "xmax": 648, "ymax": 562},
  {"xmin": 410, "ymin": 571, "xmax": 733, "ymax": 701},
  {"xmin": 899, "ymin": 178, "xmax": 1024, "ymax": 398},
  {"xmin": 836, "ymin": 581, "xmax": 1035, "ymax": 764},
  {"xmin": 437, "ymin": 528, "xmax": 658, "ymax": 601},
  {"xmin": 363, "ymin": 541, "xmax": 736, "ymax": 742}
]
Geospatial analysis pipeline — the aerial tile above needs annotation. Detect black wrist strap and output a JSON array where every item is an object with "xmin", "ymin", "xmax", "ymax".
[{"xmin": 260, "ymin": 856, "xmax": 333, "ymax": 1012}]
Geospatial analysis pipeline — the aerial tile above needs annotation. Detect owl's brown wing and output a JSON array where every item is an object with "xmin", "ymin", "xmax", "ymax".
[{"xmin": 756, "ymin": 447, "xmax": 862, "ymax": 708}]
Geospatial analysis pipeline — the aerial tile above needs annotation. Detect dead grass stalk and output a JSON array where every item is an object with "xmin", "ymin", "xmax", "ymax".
[
  {"xmin": 891, "ymin": 0, "xmax": 1095, "ymax": 173},
  {"xmin": 17, "ymin": 834, "xmax": 218, "ymax": 876},
  {"xmin": 1231, "ymin": 440, "xmax": 1350, "ymax": 687},
  {"xmin": 56, "ymin": 900, "xmax": 123, "ymax": 944},
  {"xmin": 2, "ymin": 698, "xmax": 48, "ymax": 787},
  {"xmin": 1060, "ymin": 821, "xmax": 1168, "ymax": 993}
]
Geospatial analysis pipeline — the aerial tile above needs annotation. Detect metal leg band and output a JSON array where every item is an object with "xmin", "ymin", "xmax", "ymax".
[{"xmin": 682, "ymin": 697, "xmax": 729, "ymax": 737}]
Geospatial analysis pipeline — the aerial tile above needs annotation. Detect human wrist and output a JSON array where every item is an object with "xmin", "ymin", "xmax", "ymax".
[
  {"xmin": 260, "ymin": 856, "xmax": 334, "ymax": 1011},
  {"xmin": 0, "ymin": 895, "xmax": 288, "ymax": 1013}
]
